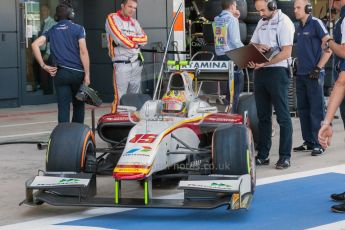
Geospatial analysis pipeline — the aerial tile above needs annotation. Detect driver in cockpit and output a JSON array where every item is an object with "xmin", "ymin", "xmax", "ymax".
[{"xmin": 161, "ymin": 90, "xmax": 187, "ymax": 117}]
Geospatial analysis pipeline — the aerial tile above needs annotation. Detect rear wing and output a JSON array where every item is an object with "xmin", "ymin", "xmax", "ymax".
[{"xmin": 167, "ymin": 60, "xmax": 235, "ymax": 82}]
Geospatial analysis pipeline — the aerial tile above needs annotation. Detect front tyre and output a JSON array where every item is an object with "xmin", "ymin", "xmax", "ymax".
[
  {"xmin": 46, "ymin": 123, "xmax": 96, "ymax": 173},
  {"xmin": 212, "ymin": 124, "xmax": 256, "ymax": 191}
]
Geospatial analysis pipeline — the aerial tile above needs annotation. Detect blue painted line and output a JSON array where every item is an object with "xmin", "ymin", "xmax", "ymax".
[{"xmin": 58, "ymin": 173, "xmax": 345, "ymax": 230}]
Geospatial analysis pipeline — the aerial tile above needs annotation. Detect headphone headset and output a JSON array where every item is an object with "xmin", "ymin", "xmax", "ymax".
[
  {"xmin": 54, "ymin": 3, "xmax": 75, "ymax": 21},
  {"xmin": 304, "ymin": 2, "xmax": 312, "ymax": 14},
  {"xmin": 267, "ymin": 0, "xmax": 277, "ymax": 11},
  {"xmin": 66, "ymin": 4, "xmax": 75, "ymax": 20}
]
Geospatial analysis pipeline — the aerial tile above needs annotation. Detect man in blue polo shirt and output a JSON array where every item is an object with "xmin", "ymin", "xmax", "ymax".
[
  {"xmin": 213, "ymin": 0, "xmax": 244, "ymax": 113},
  {"xmin": 293, "ymin": 0, "xmax": 332, "ymax": 156},
  {"xmin": 32, "ymin": 3, "xmax": 90, "ymax": 124}
]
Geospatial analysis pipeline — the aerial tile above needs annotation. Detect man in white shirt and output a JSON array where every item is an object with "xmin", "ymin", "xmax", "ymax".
[{"xmin": 248, "ymin": 0, "xmax": 295, "ymax": 169}]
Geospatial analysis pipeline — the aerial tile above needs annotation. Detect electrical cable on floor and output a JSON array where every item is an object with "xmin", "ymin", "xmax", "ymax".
[{"xmin": 0, "ymin": 141, "xmax": 48, "ymax": 150}]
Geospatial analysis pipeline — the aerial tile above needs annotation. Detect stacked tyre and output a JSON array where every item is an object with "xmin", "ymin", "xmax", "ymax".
[
  {"xmin": 244, "ymin": 0, "xmax": 260, "ymax": 44},
  {"xmin": 277, "ymin": 0, "xmax": 295, "ymax": 20},
  {"xmin": 278, "ymin": 0, "xmax": 298, "ymax": 113}
]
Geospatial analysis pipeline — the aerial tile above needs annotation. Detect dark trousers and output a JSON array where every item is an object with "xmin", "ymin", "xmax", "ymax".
[
  {"xmin": 54, "ymin": 68, "xmax": 85, "ymax": 123},
  {"xmin": 254, "ymin": 67, "xmax": 293, "ymax": 160},
  {"xmin": 296, "ymin": 73, "xmax": 325, "ymax": 148}
]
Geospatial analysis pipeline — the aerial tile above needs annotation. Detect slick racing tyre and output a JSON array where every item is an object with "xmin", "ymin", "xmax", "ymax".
[
  {"xmin": 213, "ymin": 124, "xmax": 256, "ymax": 192},
  {"xmin": 213, "ymin": 124, "xmax": 254, "ymax": 176},
  {"xmin": 245, "ymin": 0, "xmax": 261, "ymax": 24},
  {"xmin": 277, "ymin": 0, "xmax": 295, "ymax": 20},
  {"xmin": 237, "ymin": 93, "xmax": 259, "ymax": 146},
  {"xmin": 46, "ymin": 123, "xmax": 96, "ymax": 173},
  {"xmin": 203, "ymin": 0, "xmax": 248, "ymax": 21}
]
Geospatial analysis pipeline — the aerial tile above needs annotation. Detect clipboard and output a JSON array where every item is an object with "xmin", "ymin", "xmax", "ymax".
[{"xmin": 226, "ymin": 44, "xmax": 276, "ymax": 69}]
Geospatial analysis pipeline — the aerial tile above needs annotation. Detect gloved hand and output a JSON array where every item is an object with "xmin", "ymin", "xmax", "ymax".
[{"xmin": 309, "ymin": 66, "xmax": 322, "ymax": 80}]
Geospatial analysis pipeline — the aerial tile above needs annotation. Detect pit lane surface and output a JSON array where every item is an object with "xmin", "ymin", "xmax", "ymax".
[{"xmin": 1, "ymin": 104, "xmax": 345, "ymax": 229}]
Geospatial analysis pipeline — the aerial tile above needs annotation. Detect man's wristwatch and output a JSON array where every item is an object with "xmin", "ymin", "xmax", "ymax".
[{"xmin": 321, "ymin": 120, "xmax": 333, "ymax": 126}]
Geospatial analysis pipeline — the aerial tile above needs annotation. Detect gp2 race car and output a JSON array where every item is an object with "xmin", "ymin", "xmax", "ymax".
[{"xmin": 21, "ymin": 59, "xmax": 259, "ymax": 211}]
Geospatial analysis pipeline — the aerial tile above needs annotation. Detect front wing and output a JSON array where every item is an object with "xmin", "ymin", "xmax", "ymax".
[{"xmin": 21, "ymin": 173, "xmax": 253, "ymax": 210}]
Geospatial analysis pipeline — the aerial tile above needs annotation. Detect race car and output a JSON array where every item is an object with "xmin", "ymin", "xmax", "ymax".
[{"xmin": 22, "ymin": 60, "xmax": 258, "ymax": 211}]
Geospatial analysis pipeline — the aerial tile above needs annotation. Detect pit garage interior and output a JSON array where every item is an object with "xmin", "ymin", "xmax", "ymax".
[
  {"xmin": 0, "ymin": 0, "xmax": 336, "ymax": 111},
  {"xmin": 2, "ymin": 0, "xmax": 345, "ymax": 229}
]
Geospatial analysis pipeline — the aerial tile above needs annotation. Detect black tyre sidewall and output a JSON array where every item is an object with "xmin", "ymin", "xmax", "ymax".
[
  {"xmin": 212, "ymin": 124, "xmax": 249, "ymax": 175},
  {"xmin": 237, "ymin": 93, "xmax": 259, "ymax": 145},
  {"xmin": 46, "ymin": 123, "xmax": 95, "ymax": 172}
]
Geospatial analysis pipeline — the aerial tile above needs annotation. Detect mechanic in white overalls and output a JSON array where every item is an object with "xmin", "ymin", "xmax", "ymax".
[
  {"xmin": 105, "ymin": 0, "xmax": 147, "ymax": 113},
  {"xmin": 248, "ymin": 0, "xmax": 294, "ymax": 169},
  {"xmin": 213, "ymin": 0, "xmax": 244, "ymax": 113}
]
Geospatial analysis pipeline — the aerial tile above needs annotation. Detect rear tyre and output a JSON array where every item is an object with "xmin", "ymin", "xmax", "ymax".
[
  {"xmin": 237, "ymin": 93, "xmax": 259, "ymax": 146},
  {"xmin": 46, "ymin": 123, "xmax": 96, "ymax": 173}
]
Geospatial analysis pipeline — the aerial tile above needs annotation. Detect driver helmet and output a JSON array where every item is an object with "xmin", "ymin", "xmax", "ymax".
[{"xmin": 161, "ymin": 90, "xmax": 187, "ymax": 116}]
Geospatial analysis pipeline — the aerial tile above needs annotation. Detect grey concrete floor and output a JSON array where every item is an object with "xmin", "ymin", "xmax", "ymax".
[{"xmin": 0, "ymin": 103, "xmax": 344, "ymax": 226}]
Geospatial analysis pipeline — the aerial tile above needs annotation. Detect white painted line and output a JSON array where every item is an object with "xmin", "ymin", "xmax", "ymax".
[
  {"xmin": 307, "ymin": 220, "xmax": 345, "ymax": 230},
  {"xmin": 0, "ymin": 117, "xmax": 91, "ymax": 128},
  {"xmin": 0, "ymin": 121, "xmax": 57, "ymax": 128},
  {"xmin": 2, "ymin": 165, "xmax": 345, "ymax": 229},
  {"xmin": 257, "ymin": 164, "xmax": 345, "ymax": 186},
  {"xmin": 0, "ymin": 131, "xmax": 51, "ymax": 139}
]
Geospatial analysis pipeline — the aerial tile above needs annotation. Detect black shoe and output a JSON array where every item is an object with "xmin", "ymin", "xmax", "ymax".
[
  {"xmin": 331, "ymin": 192, "xmax": 345, "ymax": 201},
  {"xmin": 275, "ymin": 158, "xmax": 290, "ymax": 169},
  {"xmin": 255, "ymin": 156, "xmax": 270, "ymax": 165},
  {"xmin": 311, "ymin": 147, "xmax": 324, "ymax": 156},
  {"xmin": 331, "ymin": 203, "xmax": 345, "ymax": 213},
  {"xmin": 293, "ymin": 143, "xmax": 313, "ymax": 152}
]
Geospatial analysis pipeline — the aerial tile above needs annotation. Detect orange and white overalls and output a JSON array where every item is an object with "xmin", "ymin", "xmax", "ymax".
[{"xmin": 105, "ymin": 10, "xmax": 148, "ymax": 113}]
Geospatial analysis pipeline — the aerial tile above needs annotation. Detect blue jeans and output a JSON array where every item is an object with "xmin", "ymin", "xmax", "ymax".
[
  {"xmin": 54, "ymin": 68, "xmax": 85, "ymax": 123},
  {"xmin": 254, "ymin": 67, "xmax": 293, "ymax": 160},
  {"xmin": 296, "ymin": 72, "xmax": 325, "ymax": 148}
]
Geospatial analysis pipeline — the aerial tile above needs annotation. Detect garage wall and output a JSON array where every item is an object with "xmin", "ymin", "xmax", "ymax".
[
  {"xmin": 83, "ymin": 0, "xmax": 171, "ymax": 101},
  {"xmin": 0, "ymin": 0, "xmax": 20, "ymax": 108},
  {"xmin": 81, "ymin": 0, "xmax": 116, "ymax": 103}
]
